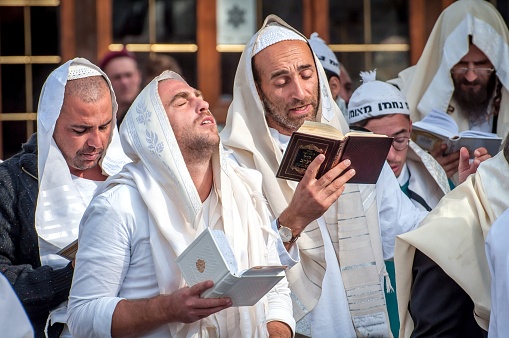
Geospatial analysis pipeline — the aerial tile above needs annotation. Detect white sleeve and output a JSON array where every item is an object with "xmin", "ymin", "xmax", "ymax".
[
  {"xmin": 67, "ymin": 194, "xmax": 130, "ymax": 338},
  {"xmin": 265, "ymin": 233, "xmax": 296, "ymax": 335},
  {"xmin": 270, "ymin": 218, "xmax": 300, "ymax": 267},
  {"xmin": 376, "ymin": 162, "xmax": 428, "ymax": 259}
]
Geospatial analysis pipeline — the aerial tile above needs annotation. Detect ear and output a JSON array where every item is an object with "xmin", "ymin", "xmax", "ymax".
[{"xmin": 328, "ymin": 76, "xmax": 341, "ymax": 100}]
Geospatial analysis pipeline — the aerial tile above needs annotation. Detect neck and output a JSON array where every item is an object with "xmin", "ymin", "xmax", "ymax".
[
  {"xmin": 185, "ymin": 157, "xmax": 214, "ymax": 202},
  {"xmin": 70, "ymin": 165, "xmax": 107, "ymax": 181}
]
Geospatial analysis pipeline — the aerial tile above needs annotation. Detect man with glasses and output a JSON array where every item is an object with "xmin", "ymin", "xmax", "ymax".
[{"xmin": 390, "ymin": 0, "xmax": 509, "ymax": 182}]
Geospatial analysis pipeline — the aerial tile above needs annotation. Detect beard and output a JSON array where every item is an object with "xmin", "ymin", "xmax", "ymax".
[
  {"xmin": 177, "ymin": 128, "xmax": 220, "ymax": 165},
  {"xmin": 71, "ymin": 145, "xmax": 104, "ymax": 171},
  {"xmin": 452, "ymin": 72, "xmax": 497, "ymax": 125},
  {"xmin": 260, "ymin": 89, "xmax": 319, "ymax": 132}
]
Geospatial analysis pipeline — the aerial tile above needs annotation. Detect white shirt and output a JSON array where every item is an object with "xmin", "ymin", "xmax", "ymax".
[
  {"xmin": 486, "ymin": 208, "xmax": 509, "ymax": 337},
  {"xmin": 267, "ymin": 128, "xmax": 427, "ymax": 335},
  {"xmin": 67, "ymin": 183, "xmax": 293, "ymax": 338}
]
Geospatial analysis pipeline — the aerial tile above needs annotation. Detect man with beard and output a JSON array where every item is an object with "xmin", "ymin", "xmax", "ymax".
[
  {"xmin": 67, "ymin": 72, "xmax": 294, "ymax": 338},
  {"xmin": 221, "ymin": 15, "xmax": 428, "ymax": 337},
  {"xmin": 0, "ymin": 58, "xmax": 129, "ymax": 337},
  {"xmin": 389, "ymin": 0, "xmax": 509, "ymax": 181}
]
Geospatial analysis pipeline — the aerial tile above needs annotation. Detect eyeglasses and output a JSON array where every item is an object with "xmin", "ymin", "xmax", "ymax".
[
  {"xmin": 392, "ymin": 136, "xmax": 410, "ymax": 151},
  {"xmin": 450, "ymin": 67, "xmax": 495, "ymax": 76}
]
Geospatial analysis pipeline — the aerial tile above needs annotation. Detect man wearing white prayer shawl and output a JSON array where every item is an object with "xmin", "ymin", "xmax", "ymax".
[
  {"xmin": 0, "ymin": 58, "xmax": 129, "ymax": 338},
  {"xmin": 389, "ymin": 0, "xmax": 509, "ymax": 179},
  {"xmin": 486, "ymin": 208, "xmax": 509, "ymax": 338},
  {"xmin": 220, "ymin": 14, "xmax": 428, "ymax": 337},
  {"xmin": 394, "ymin": 138, "xmax": 509, "ymax": 337},
  {"xmin": 67, "ymin": 71, "xmax": 295, "ymax": 338}
]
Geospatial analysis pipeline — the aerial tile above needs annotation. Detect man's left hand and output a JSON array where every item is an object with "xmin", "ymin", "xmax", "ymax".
[
  {"xmin": 458, "ymin": 147, "xmax": 491, "ymax": 183},
  {"xmin": 267, "ymin": 321, "xmax": 292, "ymax": 338}
]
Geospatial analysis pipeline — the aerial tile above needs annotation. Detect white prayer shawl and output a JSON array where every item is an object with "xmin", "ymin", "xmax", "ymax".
[
  {"xmin": 35, "ymin": 58, "xmax": 129, "ymax": 269},
  {"xmin": 395, "ymin": 150, "xmax": 509, "ymax": 337},
  {"xmin": 405, "ymin": 141, "xmax": 450, "ymax": 210},
  {"xmin": 486, "ymin": 208, "xmax": 509, "ymax": 338},
  {"xmin": 109, "ymin": 71, "xmax": 281, "ymax": 337},
  {"xmin": 391, "ymin": 0, "xmax": 509, "ymax": 140},
  {"xmin": 220, "ymin": 14, "xmax": 391, "ymax": 336}
]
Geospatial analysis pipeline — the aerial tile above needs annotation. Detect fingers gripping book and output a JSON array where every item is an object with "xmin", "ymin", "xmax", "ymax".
[{"xmin": 176, "ymin": 228, "xmax": 287, "ymax": 307}]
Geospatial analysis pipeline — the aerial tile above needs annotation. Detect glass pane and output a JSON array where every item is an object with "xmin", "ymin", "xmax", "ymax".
[
  {"xmin": 0, "ymin": 7, "xmax": 25, "ymax": 56},
  {"xmin": 373, "ymin": 51, "xmax": 409, "ymax": 82},
  {"xmin": 261, "ymin": 0, "xmax": 302, "ymax": 32},
  {"xmin": 337, "ymin": 52, "xmax": 365, "ymax": 93},
  {"xmin": 329, "ymin": 2, "xmax": 364, "ymax": 44},
  {"xmin": 112, "ymin": 0, "xmax": 197, "ymax": 44},
  {"xmin": 1, "ymin": 121, "xmax": 29, "ymax": 160},
  {"xmin": 1, "ymin": 64, "xmax": 26, "ymax": 113},
  {"xmin": 220, "ymin": 53, "xmax": 241, "ymax": 97},
  {"xmin": 32, "ymin": 64, "xmax": 58, "ymax": 111},
  {"xmin": 371, "ymin": 0, "xmax": 408, "ymax": 44},
  {"xmin": 31, "ymin": 6, "xmax": 60, "ymax": 55}
]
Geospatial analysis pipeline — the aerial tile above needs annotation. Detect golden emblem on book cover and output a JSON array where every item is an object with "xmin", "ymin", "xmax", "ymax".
[{"xmin": 196, "ymin": 259, "xmax": 206, "ymax": 273}]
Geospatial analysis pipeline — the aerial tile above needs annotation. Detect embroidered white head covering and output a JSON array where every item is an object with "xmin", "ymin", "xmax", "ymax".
[
  {"xmin": 392, "ymin": 0, "xmax": 509, "ymax": 139},
  {"xmin": 308, "ymin": 32, "xmax": 340, "ymax": 76},
  {"xmin": 221, "ymin": 15, "xmax": 390, "ymax": 335},
  {"xmin": 106, "ymin": 71, "xmax": 280, "ymax": 336},
  {"xmin": 348, "ymin": 70, "xmax": 410, "ymax": 124},
  {"xmin": 36, "ymin": 58, "xmax": 130, "ymax": 268}
]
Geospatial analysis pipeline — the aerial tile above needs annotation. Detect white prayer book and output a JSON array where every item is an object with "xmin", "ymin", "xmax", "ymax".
[
  {"xmin": 176, "ymin": 227, "xmax": 287, "ymax": 307},
  {"xmin": 411, "ymin": 109, "xmax": 502, "ymax": 157}
]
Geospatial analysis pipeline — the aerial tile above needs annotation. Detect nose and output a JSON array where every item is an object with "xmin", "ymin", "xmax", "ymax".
[
  {"xmin": 290, "ymin": 78, "xmax": 307, "ymax": 100},
  {"xmin": 87, "ymin": 129, "xmax": 102, "ymax": 149},
  {"xmin": 197, "ymin": 98, "xmax": 210, "ymax": 115},
  {"xmin": 387, "ymin": 146, "xmax": 398, "ymax": 162},
  {"xmin": 464, "ymin": 68, "xmax": 478, "ymax": 82}
]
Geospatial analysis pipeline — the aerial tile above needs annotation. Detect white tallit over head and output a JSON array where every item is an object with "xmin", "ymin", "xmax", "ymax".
[
  {"xmin": 114, "ymin": 71, "xmax": 277, "ymax": 337},
  {"xmin": 393, "ymin": 0, "xmax": 509, "ymax": 138},
  {"xmin": 221, "ymin": 15, "xmax": 390, "ymax": 335},
  {"xmin": 36, "ymin": 58, "xmax": 129, "ymax": 268}
]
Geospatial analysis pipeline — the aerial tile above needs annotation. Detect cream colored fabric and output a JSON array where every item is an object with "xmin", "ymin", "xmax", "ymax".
[
  {"xmin": 112, "ymin": 71, "xmax": 286, "ymax": 337},
  {"xmin": 395, "ymin": 150, "xmax": 509, "ymax": 337},
  {"xmin": 406, "ymin": 141, "xmax": 450, "ymax": 208},
  {"xmin": 35, "ymin": 58, "xmax": 129, "ymax": 268},
  {"xmin": 392, "ymin": 0, "xmax": 509, "ymax": 139},
  {"xmin": 220, "ymin": 14, "xmax": 390, "ymax": 335}
]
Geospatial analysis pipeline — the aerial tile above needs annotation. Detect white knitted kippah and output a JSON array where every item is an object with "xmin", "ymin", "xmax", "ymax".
[
  {"xmin": 308, "ymin": 32, "xmax": 340, "ymax": 76},
  {"xmin": 347, "ymin": 70, "xmax": 409, "ymax": 125},
  {"xmin": 252, "ymin": 22, "xmax": 307, "ymax": 56},
  {"xmin": 67, "ymin": 64, "xmax": 102, "ymax": 81}
]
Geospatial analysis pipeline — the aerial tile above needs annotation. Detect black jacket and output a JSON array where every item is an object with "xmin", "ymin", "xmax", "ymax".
[{"xmin": 0, "ymin": 133, "xmax": 73, "ymax": 338}]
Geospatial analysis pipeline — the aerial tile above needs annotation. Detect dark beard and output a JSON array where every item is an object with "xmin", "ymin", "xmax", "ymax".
[{"xmin": 452, "ymin": 72, "xmax": 497, "ymax": 125}]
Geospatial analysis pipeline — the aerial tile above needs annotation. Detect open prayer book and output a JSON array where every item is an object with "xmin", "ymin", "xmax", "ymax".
[
  {"xmin": 56, "ymin": 239, "xmax": 78, "ymax": 260},
  {"xmin": 276, "ymin": 121, "xmax": 393, "ymax": 184},
  {"xmin": 412, "ymin": 109, "xmax": 502, "ymax": 157},
  {"xmin": 176, "ymin": 228, "xmax": 287, "ymax": 307}
]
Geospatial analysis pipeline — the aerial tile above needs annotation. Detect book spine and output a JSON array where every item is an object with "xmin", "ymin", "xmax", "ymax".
[{"xmin": 318, "ymin": 140, "xmax": 343, "ymax": 178}]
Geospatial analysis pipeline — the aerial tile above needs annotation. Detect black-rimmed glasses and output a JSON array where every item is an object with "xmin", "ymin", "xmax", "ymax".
[{"xmin": 392, "ymin": 136, "xmax": 410, "ymax": 151}]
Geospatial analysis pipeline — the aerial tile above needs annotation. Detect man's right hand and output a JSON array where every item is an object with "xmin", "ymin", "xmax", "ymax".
[
  {"xmin": 277, "ymin": 154, "xmax": 356, "ymax": 239},
  {"xmin": 429, "ymin": 142, "xmax": 460, "ymax": 178},
  {"xmin": 111, "ymin": 280, "xmax": 232, "ymax": 337},
  {"xmin": 164, "ymin": 280, "xmax": 232, "ymax": 324}
]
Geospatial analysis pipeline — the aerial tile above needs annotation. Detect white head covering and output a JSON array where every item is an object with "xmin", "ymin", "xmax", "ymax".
[
  {"xmin": 106, "ymin": 71, "xmax": 279, "ymax": 336},
  {"xmin": 36, "ymin": 58, "xmax": 130, "ymax": 268},
  {"xmin": 392, "ymin": 0, "xmax": 509, "ymax": 138},
  {"xmin": 348, "ymin": 70, "xmax": 409, "ymax": 124},
  {"xmin": 308, "ymin": 32, "xmax": 340, "ymax": 76}
]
